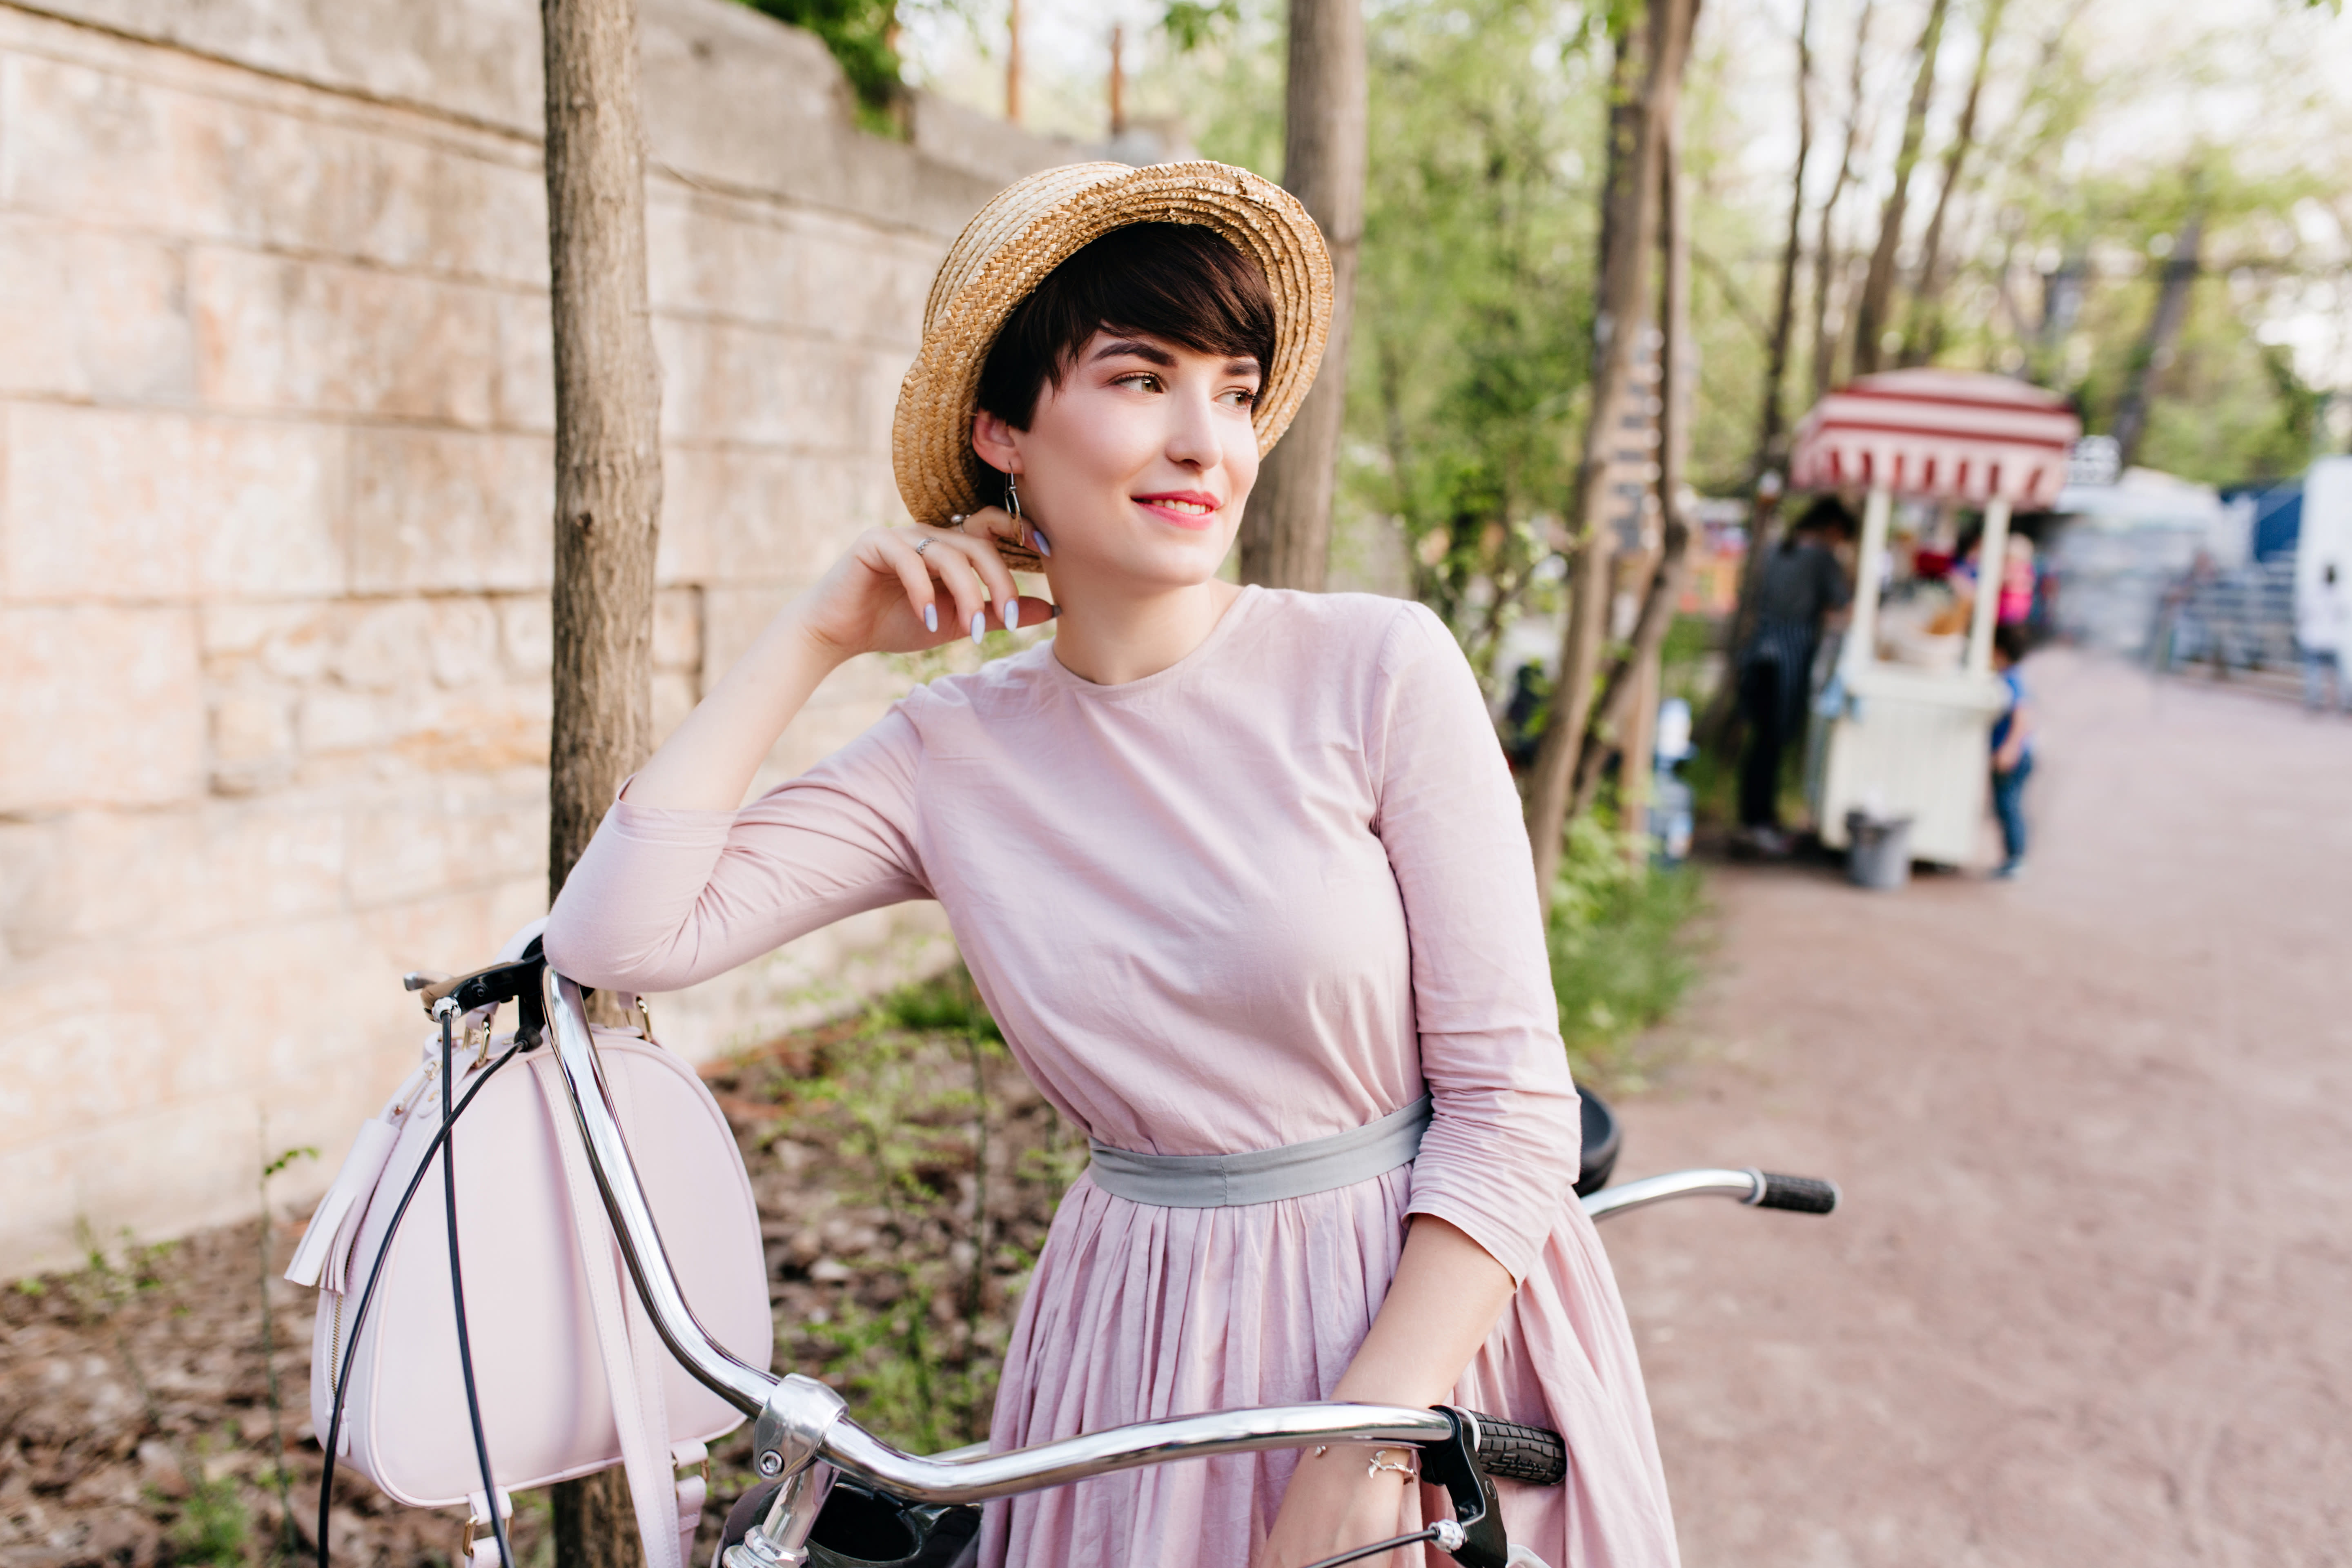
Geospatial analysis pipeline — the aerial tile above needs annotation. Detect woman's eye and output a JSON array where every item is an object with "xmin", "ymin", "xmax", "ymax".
[
  {"xmin": 1222, "ymin": 387, "xmax": 1260, "ymax": 408},
  {"xmin": 1114, "ymin": 372, "xmax": 1161, "ymax": 392}
]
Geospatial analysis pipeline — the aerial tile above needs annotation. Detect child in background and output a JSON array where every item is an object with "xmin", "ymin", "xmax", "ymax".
[{"xmin": 1990, "ymin": 624, "xmax": 2036, "ymax": 878}]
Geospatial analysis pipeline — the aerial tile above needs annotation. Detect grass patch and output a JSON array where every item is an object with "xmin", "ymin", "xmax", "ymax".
[
  {"xmin": 1547, "ymin": 811, "xmax": 1707, "ymax": 1091},
  {"xmin": 168, "ymin": 1431, "xmax": 252, "ymax": 1566},
  {"xmin": 706, "ymin": 966, "xmax": 1080, "ymax": 1459}
]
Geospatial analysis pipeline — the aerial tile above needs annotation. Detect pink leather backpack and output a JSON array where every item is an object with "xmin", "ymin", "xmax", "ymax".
[{"xmin": 287, "ymin": 923, "xmax": 771, "ymax": 1568}]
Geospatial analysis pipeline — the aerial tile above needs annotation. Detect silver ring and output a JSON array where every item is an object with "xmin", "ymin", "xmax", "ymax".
[{"xmin": 912, "ymin": 536, "xmax": 933, "ymax": 557}]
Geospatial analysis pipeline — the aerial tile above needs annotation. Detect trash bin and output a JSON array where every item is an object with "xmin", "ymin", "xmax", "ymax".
[{"xmin": 1844, "ymin": 811, "xmax": 1914, "ymax": 891}]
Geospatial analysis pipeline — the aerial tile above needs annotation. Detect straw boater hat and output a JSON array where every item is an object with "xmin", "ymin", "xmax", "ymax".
[{"xmin": 891, "ymin": 160, "xmax": 1335, "ymax": 568}]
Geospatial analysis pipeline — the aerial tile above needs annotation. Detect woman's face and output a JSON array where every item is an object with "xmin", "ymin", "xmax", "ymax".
[{"xmin": 971, "ymin": 330, "xmax": 1263, "ymax": 592}]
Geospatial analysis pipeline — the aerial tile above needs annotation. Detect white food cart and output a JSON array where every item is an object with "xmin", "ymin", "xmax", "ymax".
[{"xmin": 1787, "ymin": 370, "xmax": 2081, "ymax": 868}]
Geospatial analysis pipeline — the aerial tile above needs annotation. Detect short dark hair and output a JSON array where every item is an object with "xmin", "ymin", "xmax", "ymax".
[
  {"xmin": 1791, "ymin": 496, "xmax": 1857, "ymax": 537},
  {"xmin": 1993, "ymin": 623, "xmax": 2030, "ymax": 665},
  {"xmin": 974, "ymin": 223, "xmax": 1277, "ymax": 437}
]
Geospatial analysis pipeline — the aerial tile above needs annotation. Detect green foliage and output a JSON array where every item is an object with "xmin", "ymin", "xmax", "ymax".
[
  {"xmin": 878, "ymin": 966, "xmax": 1003, "ymax": 1043},
  {"xmin": 810, "ymin": 1285, "xmax": 987, "ymax": 1455},
  {"xmin": 741, "ymin": 0, "xmax": 903, "ymax": 116},
  {"xmin": 1342, "ymin": 0, "xmax": 1602, "ymax": 674},
  {"xmin": 771, "ymin": 973, "xmax": 1025, "ymax": 1450},
  {"xmin": 1163, "ymin": 0, "xmax": 1243, "ymax": 52},
  {"xmin": 258, "ymin": 1141, "xmax": 316, "ymax": 1564},
  {"xmin": 55, "ymin": 1223, "xmax": 177, "ymax": 1325},
  {"xmin": 168, "ymin": 1434, "xmax": 253, "ymax": 1566},
  {"xmin": 1547, "ymin": 814, "xmax": 1704, "ymax": 1089}
]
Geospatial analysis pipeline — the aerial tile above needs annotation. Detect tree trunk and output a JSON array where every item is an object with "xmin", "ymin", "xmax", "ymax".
[
  {"xmin": 1575, "ymin": 116, "xmax": 1695, "ymax": 820},
  {"xmin": 2111, "ymin": 209, "xmax": 2202, "ymax": 468},
  {"xmin": 1809, "ymin": 0, "xmax": 1875, "ymax": 399},
  {"xmin": 1524, "ymin": 0, "xmax": 1699, "ymax": 908},
  {"xmin": 1006, "ymin": 0, "xmax": 1022, "ymax": 123},
  {"xmin": 542, "ymin": 0, "xmax": 665, "ymax": 1557},
  {"xmin": 1850, "ymin": 0, "xmax": 1949, "ymax": 376},
  {"xmin": 1900, "ymin": 0, "xmax": 2006, "ymax": 366},
  {"xmin": 1703, "ymin": 0, "xmax": 1812, "ymax": 752},
  {"xmin": 1753, "ymin": 0, "xmax": 1813, "ymax": 483},
  {"xmin": 1238, "ymin": 0, "xmax": 1367, "ymax": 591}
]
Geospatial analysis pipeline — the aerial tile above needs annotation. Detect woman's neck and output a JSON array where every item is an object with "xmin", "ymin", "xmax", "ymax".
[{"xmin": 1048, "ymin": 576, "xmax": 1244, "ymax": 686}]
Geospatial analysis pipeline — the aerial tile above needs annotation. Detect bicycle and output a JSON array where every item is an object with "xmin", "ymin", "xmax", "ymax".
[{"xmin": 395, "ymin": 956, "xmax": 1837, "ymax": 1568}]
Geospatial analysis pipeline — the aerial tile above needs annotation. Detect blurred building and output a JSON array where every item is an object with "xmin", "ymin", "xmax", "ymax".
[{"xmin": 0, "ymin": 0, "xmax": 1094, "ymax": 1273}]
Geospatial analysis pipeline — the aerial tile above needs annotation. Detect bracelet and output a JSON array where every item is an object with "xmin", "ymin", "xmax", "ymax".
[{"xmin": 1307, "ymin": 1445, "xmax": 1419, "ymax": 1481}]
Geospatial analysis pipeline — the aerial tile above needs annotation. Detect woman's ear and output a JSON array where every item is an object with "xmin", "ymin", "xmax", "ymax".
[{"xmin": 971, "ymin": 410, "xmax": 1022, "ymax": 476}]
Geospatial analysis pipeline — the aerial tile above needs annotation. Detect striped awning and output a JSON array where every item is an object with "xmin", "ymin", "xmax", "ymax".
[{"xmin": 1789, "ymin": 369, "xmax": 2082, "ymax": 506}]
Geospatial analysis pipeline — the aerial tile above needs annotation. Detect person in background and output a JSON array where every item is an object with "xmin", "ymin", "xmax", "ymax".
[
  {"xmin": 1735, "ymin": 496, "xmax": 1854, "ymax": 854},
  {"xmin": 2298, "ymin": 561, "xmax": 2348, "ymax": 714},
  {"xmin": 1990, "ymin": 624, "xmax": 2036, "ymax": 879}
]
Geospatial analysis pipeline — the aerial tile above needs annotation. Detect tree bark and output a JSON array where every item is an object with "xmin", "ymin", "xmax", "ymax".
[
  {"xmin": 542, "ymin": 0, "xmax": 664, "ymax": 1557},
  {"xmin": 1700, "ymin": 0, "xmax": 1811, "ymax": 754},
  {"xmin": 1006, "ymin": 0, "xmax": 1022, "ymax": 123},
  {"xmin": 1754, "ymin": 0, "xmax": 1813, "ymax": 483},
  {"xmin": 1237, "ymin": 0, "xmax": 1367, "ymax": 591},
  {"xmin": 1575, "ymin": 116, "xmax": 1695, "ymax": 820},
  {"xmin": 2110, "ymin": 209, "xmax": 2203, "ymax": 468},
  {"xmin": 1809, "ymin": 0, "xmax": 1875, "ymax": 399},
  {"xmin": 1850, "ymin": 0, "xmax": 1949, "ymax": 376},
  {"xmin": 1523, "ymin": 0, "xmax": 1699, "ymax": 908},
  {"xmin": 1900, "ymin": 0, "xmax": 2007, "ymax": 366}
]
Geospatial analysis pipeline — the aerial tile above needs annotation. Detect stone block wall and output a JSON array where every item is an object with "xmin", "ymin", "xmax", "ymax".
[{"xmin": 0, "ymin": 0, "xmax": 1081, "ymax": 1274}]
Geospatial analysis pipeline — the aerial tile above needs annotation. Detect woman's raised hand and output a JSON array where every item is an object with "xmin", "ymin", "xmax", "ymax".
[
  {"xmin": 615, "ymin": 507, "xmax": 1054, "ymax": 813},
  {"xmin": 798, "ymin": 508, "xmax": 1056, "ymax": 659}
]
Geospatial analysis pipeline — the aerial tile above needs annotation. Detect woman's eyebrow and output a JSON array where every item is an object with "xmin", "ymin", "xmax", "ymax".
[{"xmin": 1089, "ymin": 338, "xmax": 1178, "ymax": 367}]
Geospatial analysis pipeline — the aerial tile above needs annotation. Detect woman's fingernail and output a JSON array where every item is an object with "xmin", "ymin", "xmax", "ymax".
[
  {"xmin": 970, "ymin": 610, "xmax": 986, "ymax": 645},
  {"xmin": 924, "ymin": 603, "xmax": 938, "ymax": 635},
  {"xmin": 1049, "ymin": 604, "xmax": 1061, "ymax": 619},
  {"xmin": 1032, "ymin": 527, "xmax": 1053, "ymax": 558},
  {"xmin": 1002, "ymin": 599, "xmax": 1020, "ymax": 633}
]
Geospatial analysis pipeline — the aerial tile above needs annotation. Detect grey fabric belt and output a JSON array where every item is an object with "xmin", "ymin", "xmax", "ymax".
[{"xmin": 1085, "ymin": 1094, "xmax": 1432, "ymax": 1209}]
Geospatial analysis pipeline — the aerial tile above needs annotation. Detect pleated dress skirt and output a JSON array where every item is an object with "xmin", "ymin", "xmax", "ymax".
[{"xmin": 977, "ymin": 1167, "xmax": 1682, "ymax": 1568}]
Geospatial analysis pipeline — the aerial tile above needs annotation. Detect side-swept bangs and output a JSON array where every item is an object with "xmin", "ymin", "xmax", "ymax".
[{"xmin": 974, "ymin": 222, "xmax": 1278, "ymax": 434}]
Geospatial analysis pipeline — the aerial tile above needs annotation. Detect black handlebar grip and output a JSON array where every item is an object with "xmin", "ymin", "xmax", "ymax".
[
  {"xmin": 1465, "ymin": 1412, "xmax": 1567, "ymax": 1486},
  {"xmin": 1750, "ymin": 1171, "xmax": 1840, "ymax": 1214}
]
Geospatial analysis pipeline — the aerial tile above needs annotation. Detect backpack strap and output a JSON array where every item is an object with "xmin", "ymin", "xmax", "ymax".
[{"xmin": 532, "ymin": 1051, "xmax": 688, "ymax": 1568}]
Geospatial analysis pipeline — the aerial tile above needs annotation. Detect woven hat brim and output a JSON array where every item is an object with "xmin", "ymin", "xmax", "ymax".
[{"xmin": 891, "ymin": 161, "xmax": 1335, "ymax": 564}]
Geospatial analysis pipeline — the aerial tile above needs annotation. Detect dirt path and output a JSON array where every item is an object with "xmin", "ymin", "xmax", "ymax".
[{"xmin": 1604, "ymin": 649, "xmax": 2352, "ymax": 1567}]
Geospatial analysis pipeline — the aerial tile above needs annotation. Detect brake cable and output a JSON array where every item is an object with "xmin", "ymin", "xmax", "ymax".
[
  {"xmin": 1297, "ymin": 1521, "xmax": 1465, "ymax": 1568},
  {"xmin": 440, "ymin": 1002, "xmax": 515, "ymax": 1568},
  {"xmin": 314, "ymin": 1022, "xmax": 530, "ymax": 1568}
]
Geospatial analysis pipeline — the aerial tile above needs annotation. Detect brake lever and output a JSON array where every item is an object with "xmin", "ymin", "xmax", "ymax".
[
  {"xmin": 407, "ymin": 953, "xmax": 549, "ymax": 1044},
  {"xmin": 1421, "ymin": 1407, "xmax": 1508, "ymax": 1568}
]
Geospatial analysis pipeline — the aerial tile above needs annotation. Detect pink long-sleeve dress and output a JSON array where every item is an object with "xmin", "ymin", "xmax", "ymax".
[{"xmin": 545, "ymin": 588, "xmax": 1679, "ymax": 1568}]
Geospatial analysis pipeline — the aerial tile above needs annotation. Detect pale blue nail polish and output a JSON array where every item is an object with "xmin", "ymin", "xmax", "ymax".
[
  {"xmin": 1033, "ymin": 527, "xmax": 1053, "ymax": 558},
  {"xmin": 924, "ymin": 603, "xmax": 938, "ymax": 635},
  {"xmin": 970, "ymin": 610, "xmax": 985, "ymax": 645},
  {"xmin": 1002, "ymin": 600, "xmax": 1020, "ymax": 633}
]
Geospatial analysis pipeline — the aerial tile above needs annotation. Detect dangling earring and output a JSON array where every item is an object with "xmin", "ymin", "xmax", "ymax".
[{"xmin": 1005, "ymin": 471, "xmax": 1031, "ymax": 550}]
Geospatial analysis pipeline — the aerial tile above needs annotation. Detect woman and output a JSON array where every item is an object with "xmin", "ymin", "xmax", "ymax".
[{"xmin": 545, "ymin": 163, "xmax": 1676, "ymax": 1568}]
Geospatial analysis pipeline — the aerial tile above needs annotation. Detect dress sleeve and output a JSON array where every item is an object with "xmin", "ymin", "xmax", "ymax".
[
  {"xmin": 1370, "ymin": 604, "xmax": 1583, "ymax": 1286},
  {"xmin": 542, "ymin": 706, "xmax": 931, "ymax": 995}
]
